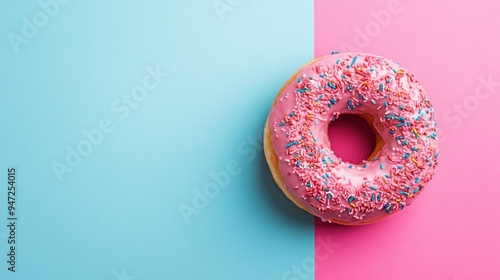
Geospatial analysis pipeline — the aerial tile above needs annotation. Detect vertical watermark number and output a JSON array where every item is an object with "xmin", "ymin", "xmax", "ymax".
[{"xmin": 6, "ymin": 168, "xmax": 17, "ymax": 272}]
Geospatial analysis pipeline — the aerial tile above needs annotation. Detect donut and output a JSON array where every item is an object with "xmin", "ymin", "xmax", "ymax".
[{"xmin": 263, "ymin": 52, "xmax": 439, "ymax": 225}]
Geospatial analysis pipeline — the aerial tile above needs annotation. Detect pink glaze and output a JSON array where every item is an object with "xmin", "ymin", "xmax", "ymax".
[{"xmin": 268, "ymin": 52, "xmax": 438, "ymax": 225}]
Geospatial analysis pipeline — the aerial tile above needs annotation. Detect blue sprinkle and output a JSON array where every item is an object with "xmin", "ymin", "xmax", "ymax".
[
  {"xmin": 385, "ymin": 174, "xmax": 391, "ymax": 179},
  {"xmin": 327, "ymin": 193, "xmax": 332, "ymax": 199},
  {"xmin": 379, "ymin": 83, "xmax": 384, "ymax": 92},
  {"xmin": 359, "ymin": 93, "xmax": 364, "ymax": 100},
  {"xmin": 308, "ymin": 76, "xmax": 313, "ymax": 80},
  {"xmin": 341, "ymin": 74, "xmax": 346, "ymax": 79},
  {"xmin": 371, "ymin": 195, "xmax": 375, "ymax": 202},
  {"xmin": 387, "ymin": 77, "xmax": 393, "ymax": 83},
  {"xmin": 349, "ymin": 164, "xmax": 353, "ymax": 169},
  {"xmin": 392, "ymin": 69, "xmax": 397, "ymax": 74},
  {"xmin": 370, "ymin": 186, "xmax": 377, "ymax": 191},
  {"xmin": 373, "ymin": 157, "xmax": 378, "ymax": 161},
  {"xmin": 328, "ymin": 81, "xmax": 337, "ymax": 89},
  {"xmin": 316, "ymin": 196, "xmax": 320, "ymax": 201},
  {"xmin": 286, "ymin": 141, "xmax": 299, "ymax": 148},
  {"xmin": 346, "ymin": 85, "xmax": 354, "ymax": 91},
  {"xmin": 306, "ymin": 182, "xmax": 311, "ymax": 187},
  {"xmin": 351, "ymin": 56, "xmax": 358, "ymax": 66},
  {"xmin": 413, "ymin": 188, "xmax": 420, "ymax": 194},
  {"xmin": 298, "ymin": 78, "xmax": 302, "ymax": 83},
  {"xmin": 347, "ymin": 208, "xmax": 352, "ymax": 214},
  {"xmin": 319, "ymin": 74, "xmax": 325, "ymax": 78},
  {"xmin": 380, "ymin": 164, "xmax": 384, "ymax": 169},
  {"xmin": 298, "ymin": 88, "xmax": 305, "ymax": 93},
  {"xmin": 279, "ymin": 121, "xmax": 285, "ymax": 126},
  {"xmin": 384, "ymin": 101, "xmax": 389, "ymax": 107},
  {"xmin": 369, "ymin": 68, "xmax": 374, "ymax": 72},
  {"xmin": 348, "ymin": 196, "xmax": 355, "ymax": 203},
  {"xmin": 289, "ymin": 112, "xmax": 295, "ymax": 117},
  {"xmin": 402, "ymin": 153, "xmax": 410, "ymax": 159},
  {"xmin": 296, "ymin": 160, "xmax": 300, "ymax": 167},
  {"xmin": 396, "ymin": 123, "xmax": 405, "ymax": 127},
  {"xmin": 336, "ymin": 59, "xmax": 341, "ymax": 64},
  {"xmin": 397, "ymin": 165, "xmax": 403, "ymax": 169},
  {"xmin": 325, "ymin": 173, "xmax": 330, "ymax": 178},
  {"xmin": 400, "ymin": 191, "xmax": 409, "ymax": 196},
  {"xmin": 426, "ymin": 157, "xmax": 431, "ymax": 162},
  {"xmin": 385, "ymin": 203, "xmax": 392, "ymax": 213},
  {"xmin": 325, "ymin": 187, "xmax": 329, "ymax": 191},
  {"xmin": 389, "ymin": 130, "xmax": 395, "ymax": 134},
  {"xmin": 377, "ymin": 194, "xmax": 381, "ymax": 202},
  {"xmin": 435, "ymin": 152, "xmax": 439, "ymax": 158},
  {"xmin": 364, "ymin": 163, "xmax": 368, "ymax": 168},
  {"xmin": 415, "ymin": 177, "xmax": 421, "ymax": 183},
  {"xmin": 331, "ymin": 51, "xmax": 339, "ymax": 54}
]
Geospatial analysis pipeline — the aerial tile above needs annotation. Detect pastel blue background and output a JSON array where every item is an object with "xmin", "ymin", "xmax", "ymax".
[{"xmin": 0, "ymin": 1, "xmax": 313, "ymax": 279}]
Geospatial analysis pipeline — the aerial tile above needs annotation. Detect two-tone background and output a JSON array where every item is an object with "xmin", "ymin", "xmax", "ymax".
[{"xmin": 1, "ymin": 1, "xmax": 499, "ymax": 279}]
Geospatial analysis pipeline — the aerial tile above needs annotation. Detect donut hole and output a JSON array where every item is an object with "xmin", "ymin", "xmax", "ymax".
[{"xmin": 327, "ymin": 114, "xmax": 377, "ymax": 164}]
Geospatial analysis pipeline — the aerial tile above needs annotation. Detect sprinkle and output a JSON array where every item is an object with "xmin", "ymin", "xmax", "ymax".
[
  {"xmin": 286, "ymin": 141, "xmax": 299, "ymax": 148},
  {"xmin": 384, "ymin": 101, "xmax": 388, "ymax": 108},
  {"xmin": 336, "ymin": 59, "xmax": 341, "ymax": 64},
  {"xmin": 351, "ymin": 56, "xmax": 358, "ymax": 66},
  {"xmin": 377, "ymin": 194, "xmax": 381, "ymax": 202},
  {"xmin": 402, "ymin": 153, "xmax": 410, "ymax": 159},
  {"xmin": 296, "ymin": 160, "xmax": 300, "ymax": 167},
  {"xmin": 349, "ymin": 164, "xmax": 353, "ymax": 169},
  {"xmin": 279, "ymin": 121, "xmax": 285, "ymax": 126},
  {"xmin": 328, "ymin": 81, "xmax": 336, "ymax": 89},
  {"xmin": 415, "ymin": 177, "xmax": 421, "ymax": 183},
  {"xmin": 371, "ymin": 195, "xmax": 375, "ymax": 201},
  {"xmin": 400, "ymin": 191, "xmax": 409, "ymax": 196},
  {"xmin": 370, "ymin": 186, "xmax": 377, "ymax": 191},
  {"xmin": 385, "ymin": 174, "xmax": 391, "ymax": 178},
  {"xmin": 384, "ymin": 203, "xmax": 392, "ymax": 213},
  {"xmin": 331, "ymin": 51, "xmax": 339, "ymax": 54},
  {"xmin": 364, "ymin": 163, "xmax": 368, "ymax": 168},
  {"xmin": 289, "ymin": 112, "xmax": 295, "ymax": 117},
  {"xmin": 380, "ymin": 164, "xmax": 384, "ymax": 169},
  {"xmin": 379, "ymin": 83, "xmax": 384, "ymax": 92}
]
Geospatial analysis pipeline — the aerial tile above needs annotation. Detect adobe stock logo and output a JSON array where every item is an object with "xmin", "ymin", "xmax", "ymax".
[
  {"xmin": 178, "ymin": 128, "xmax": 264, "ymax": 225},
  {"xmin": 51, "ymin": 65, "xmax": 169, "ymax": 182},
  {"xmin": 213, "ymin": 0, "xmax": 243, "ymax": 21},
  {"xmin": 7, "ymin": 0, "xmax": 71, "ymax": 53},
  {"xmin": 281, "ymin": 234, "xmax": 340, "ymax": 280},
  {"xmin": 440, "ymin": 74, "xmax": 500, "ymax": 143}
]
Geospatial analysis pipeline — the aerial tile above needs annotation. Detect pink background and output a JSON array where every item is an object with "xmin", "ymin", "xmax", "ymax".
[{"xmin": 314, "ymin": 1, "xmax": 500, "ymax": 279}]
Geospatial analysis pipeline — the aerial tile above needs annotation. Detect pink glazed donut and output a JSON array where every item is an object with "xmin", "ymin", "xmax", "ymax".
[{"xmin": 263, "ymin": 52, "xmax": 439, "ymax": 225}]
